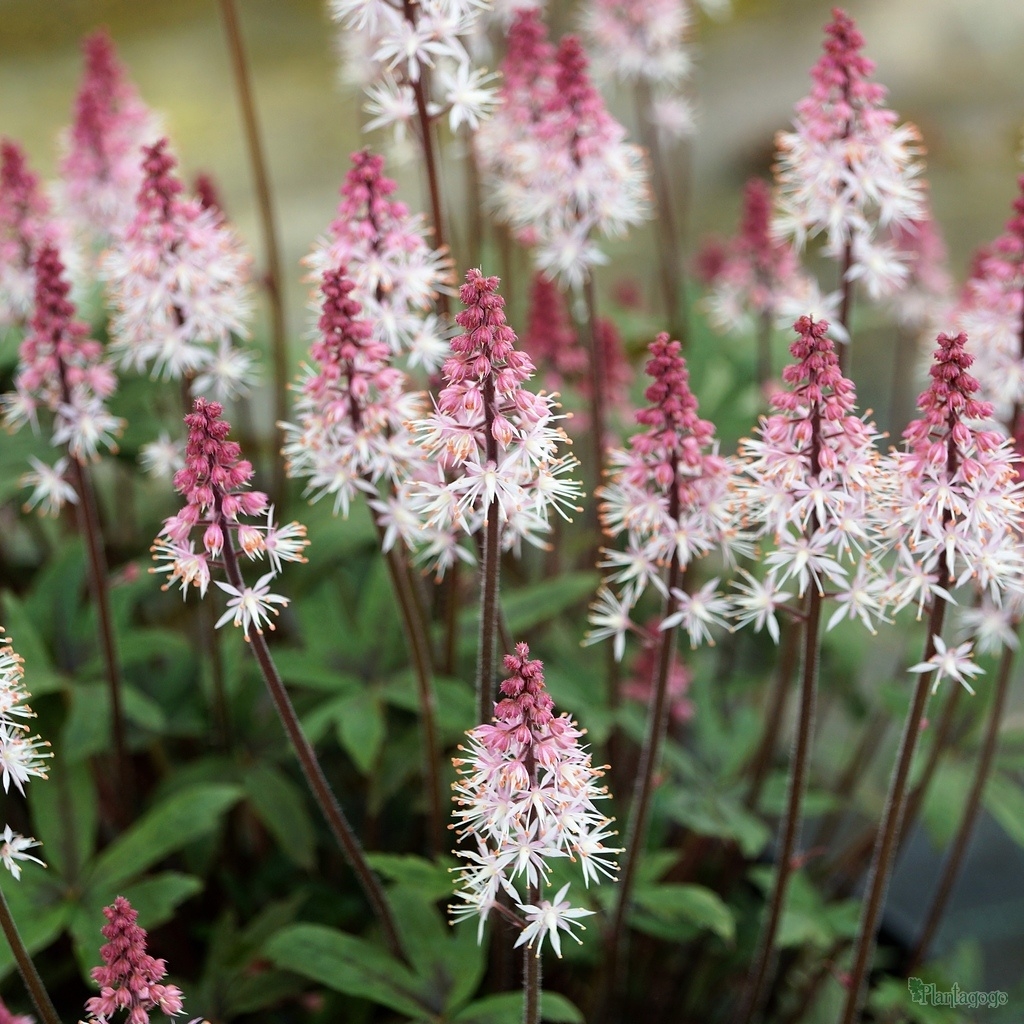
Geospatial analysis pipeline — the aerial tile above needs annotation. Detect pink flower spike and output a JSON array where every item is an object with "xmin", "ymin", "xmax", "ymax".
[
  {"xmin": 774, "ymin": 8, "xmax": 925, "ymax": 294},
  {"xmin": 305, "ymin": 149, "xmax": 453, "ymax": 372},
  {"xmin": 2, "ymin": 243, "xmax": 123, "ymax": 462},
  {"xmin": 0, "ymin": 140, "xmax": 56, "ymax": 329},
  {"xmin": 0, "ymin": 994, "xmax": 35, "ymax": 1024},
  {"xmin": 103, "ymin": 138, "xmax": 254, "ymax": 397},
  {"xmin": 451, "ymin": 643, "xmax": 619, "ymax": 951},
  {"xmin": 153, "ymin": 398, "xmax": 307, "ymax": 606},
  {"xmin": 84, "ymin": 896, "xmax": 184, "ymax": 1024},
  {"xmin": 58, "ymin": 30, "xmax": 160, "ymax": 252}
]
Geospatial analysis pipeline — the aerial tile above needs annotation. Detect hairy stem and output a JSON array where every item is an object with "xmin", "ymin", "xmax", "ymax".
[
  {"xmin": 603, "ymin": 479, "xmax": 683, "ymax": 1000},
  {"xmin": 402, "ymin": 0, "xmax": 451, "ymax": 316},
  {"xmin": 839, "ymin": 596, "xmax": 948, "ymax": 1024},
  {"xmin": 634, "ymin": 79, "xmax": 686, "ymax": 345},
  {"xmin": 523, "ymin": 897, "xmax": 542, "ymax": 1024},
  {"xmin": 836, "ymin": 237, "xmax": 855, "ymax": 376},
  {"xmin": 219, "ymin": 0, "xmax": 288, "ymax": 506},
  {"xmin": 476, "ymin": 371, "xmax": 502, "ymax": 723},
  {"xmin": 906, "ymin": 639, "xmax": 1016, "ymax": 974},
  {"xmin": 745, "ymin": 618, "xmax": 800, "ymax": 810},
  {"xmin": 371, "ymin": 513, "xmax": 444, "ymax": 856},
  {"xmin": 0, "ymin": 884, "xmax": 61, "ymax": 1024},
  {"xmin": 735, "ymin": 585, "xmax": 823, "ymax": 1024},
  {"xmin": 218, "ymin": 508, "xmax": 403, "ymax": 958},
  {"xmin": 581, "ymin": 275, "xmax": 608, "ymax": 487}
]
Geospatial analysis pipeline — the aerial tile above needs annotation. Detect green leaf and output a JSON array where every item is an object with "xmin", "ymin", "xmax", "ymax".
[
  {"xmin": 264, "ymin": 923, "xmax": 430, "ymax": 1018},
  {"xmin": 122, "ymin": 685, "xmax": 168, "ymax": 733},
  {"xmin": 633, "ymin": 884, "xmax": 735, "ymax": 943},
  {"xmin": 453, "ymin": 991, "xmax": 584, "ymax": 1023},
  {"xmin": 243, "ymin": 764, "xmax": 316, "ymax": 870},
  {"xmin": 365, "ymin": 854, "xmax": 456, "ymax": 901},
  {"xmin": 337, "ymin": 690, "xmax": 386, "ymax": 774},
  {"xmin": 62, "ymin": 683, "xmax": 112, "ymax": 763},
  {"xmin": 921, "ymin": 761, "xmax": 974, "ymax": 847},
  {"xmin": 0, "ymin": 865, "xmax": 71, "ymax": 980},
  {"xmin": 88, "ymin": 783, "xmax": 243, "ymax": 894},
  {"xmin": 1, "ymin": 592, "xmax": 62, "ymax": 695},
  {"xmin": 460, "ymin": 573, "xmax": 599, "ymax": 647},
  {"xmin": 984, "ymin": 773, "xmax": 1024, "ymax": 849},
  {"xmin": 116, "ymin": 871, "xmax": 204, "ymax": 930},
  {"xmin": 28, "ymin": 758, "xmax": 97, "ymax": 883},
  {"xmin": 665, "ymin": 788, "xmax": 770, "ymax": 858},
  {"xmin": 273, "ymin": 649, "xmax": 362, "ymax": 693}
]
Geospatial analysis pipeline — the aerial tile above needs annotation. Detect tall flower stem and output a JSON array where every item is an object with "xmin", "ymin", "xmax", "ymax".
[
  {"xmin": 906, "ymin": 639, "xmax": 1016, "ymax": 974},
  {"xmin": 218, "ymin": 0, "xmax": 288, "ymax": 505},
  {"xmin": 401, "ymin": 0, "xmax": 451, "ymax": 316},
  {"xmin": 813, "ymin": 706, "xmax": 887, "ymax": 853},
  {"xmin": 475, "ymin": 359, "xmax": 503, "ymax": 723},
  {"xmin": 838, "ymin": 596, "xmax": 948, "ymax": 1024},
  {"xmin": 581, "ymin": 275, "xmax": 608, "ymax": 483},
  {"xmin": 0, "ymin": 884, "xmax": 61, "ymax": 1024},
  {"xmin": 744, "ymin": 619, "xmax": 800, "ymax": 810},
  {"xmin": 523, "ymin": 887, "xmax": 542, "ymax": 1024},
  {"xmin": 370, "ymin": 514, "xmax": 444, "ymax": 856},
  {"xmin": 735, "ymin": 585, "xmax": 823, "ymax": 1024},
  {"xmin": 57, "ymin": 358, "xmax": 131, "ymax": 817},
  {"xmin": 217, "ymin": 509, "xmax": 403, "ymax": 959},
  {"xmin": 836, "ymin": 238, "xmax": 855, "ymax": 377},
  {"xmin": 634, "ymin": 80, "xmax": 686, "ymax": 345},
  {"xmin": 603, "ymin": 480, "xmax": 682, "ymax": 996},
  {"xmin": 825, "ymin": 681, "xmax": 964, "ymax": 892}
]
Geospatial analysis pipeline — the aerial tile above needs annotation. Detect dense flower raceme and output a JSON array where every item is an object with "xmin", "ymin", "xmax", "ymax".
[
  {"xmin": 407, "ymin": 270, "xmax": 583, "ymax": 570},
  {"xmin": 151, "ymin": 399, "xmax": 309, "ymax": 639},
  {"xmin": 2, "ymin": 244, "xmax": 123, "ymax": 515},
  {"xmin": 103, "ymin": 138, "xmax": 256, "ymax": 401},
  {"xmin": 84, "ymin": 896, "xmax": 184, "ymax": 1024},
  {"xmin": 451, "ymin": 643, "xmax": 619, "ymax": 956},
  {"xmin": 587, "ymin": 334, "xmax": 737, "ymax": 658},
  {"xmin": 57, "ymin": 30, "xmax": 161, "ymax": 256},
  {"xmin": 881, "ymin": 332, "xmax": 1024, "ymax": 641},
  {"xmin": 579, "ymin": 0, "xmax": 696, "ymax": 143},
  {"xmin": 0, "ymin": 998, "xmax": 34, "ymax": 1024},
  {"xmin": 0, "ymin": 140, "xmax": 60, "ymax": 328},
  {"xmin": 476, "ymin": 17, "xmax": 650, "ymax": 289},
  {"xmin": 731, "ymin": 316, "xmax": 888, "ymax": 637},
  {"xmin": 281, "ymin": 267, "xmax": 443, "ymax": 543},
  {"xmin": 304, "ymin": 149, "xmax": 453, "ymax": 372},
  {"xmin": 328, "ymin": 0, "xmax": 499, "ymax": 141},
  {"xmin": 522, "ymin": 273, "xmax": 632, "ymax": 428},
  {"xmin": 773, "ymin": 8, "xmax": 926, "ymax": 303},
  {"xmin": 950, "ymin": 177, "xmax": 1024, "ymax": 428},
  {"xmin": 0, "ymin": 629, "xmax": 50, "ymax": 881},
  {"xmin": 698, "ymin": 177, "xmax": 811, "ymax": 338}
]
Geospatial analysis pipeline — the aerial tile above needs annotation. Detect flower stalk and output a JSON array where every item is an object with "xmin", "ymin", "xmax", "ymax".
[
  {"xmin": 906, "ymin": 637, "xmax": 1016, "ymax": 973},
  {"xmin": 218, "ymin": 504, "xmax": 403, "ymax": 957},
  {"xmin": 0, "ymin": 885, "xmax": 60, "ymax": 1024},
  {"xmin": 218, "ymin": 0, "xmax": 288, "ymax": 504}
]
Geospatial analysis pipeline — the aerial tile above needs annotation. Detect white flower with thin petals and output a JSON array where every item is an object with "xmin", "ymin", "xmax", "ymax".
[
  {"xmin": 20, "ymin": 457, "xmax": 78, "ymax": 517},
  {"xmin": 731, "ymin": 570, "xmax": 790, "ymax": 643},
  {"xmin": 214, "ymin": 573, "xmax": 289, "ymax": 642},
  {"xmin": 660, "ymin": 579, "xmax": 732, "ymax": 649},
  {"xmin": 583, "ymin": 588, "xmax": 635, "ymax": 662},
  {"xmin": 514, "ymin": 883, "xmax": 595, "ymax": 958},
  {"xmin": 908, "ymin": 636, "xmax": 985, "ymax": 695},
  {"xmin": 0, "ymin": 826, "xmax": 45, "ymax": 881}
]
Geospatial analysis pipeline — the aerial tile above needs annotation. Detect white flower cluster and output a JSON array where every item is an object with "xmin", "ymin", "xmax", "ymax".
[
  {"xmin": 330, "ymin": 0, "xmax": 501, "ymax": 140},
  {"xmin": 0, "ymin": 630, "xmax": 50, "ymax": 881},
  {"xmin": 451, "ymin": 644, "xmax": 619, "ymax": 957}
]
